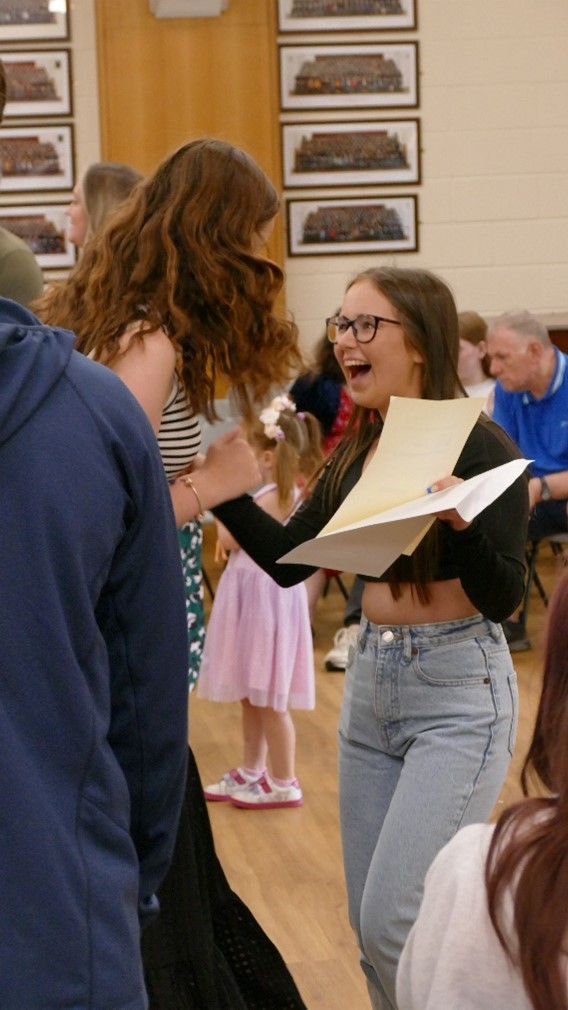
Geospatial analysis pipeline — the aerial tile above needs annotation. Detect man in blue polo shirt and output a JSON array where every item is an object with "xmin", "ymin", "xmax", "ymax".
[{"xmin": 487, "ymin": 309, "xmax": 568, "ymax": 650}]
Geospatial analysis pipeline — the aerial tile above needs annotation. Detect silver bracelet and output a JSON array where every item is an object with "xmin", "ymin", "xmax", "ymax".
[{"xmin": 180, "ymin": 475, "xmax": 205, "ymax": 520}]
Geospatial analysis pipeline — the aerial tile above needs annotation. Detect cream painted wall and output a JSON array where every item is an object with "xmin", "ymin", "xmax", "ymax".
[
  {"xmin": 0, "ymin": 0, "xmax": 100, "ymax": 214},
  {"xmin": 283, "ymin": 0, "xmax": 568, "ymax": 355},
  {"xmin": 71, "ymin": 0, "xmax": 101, "ymax": 173}
]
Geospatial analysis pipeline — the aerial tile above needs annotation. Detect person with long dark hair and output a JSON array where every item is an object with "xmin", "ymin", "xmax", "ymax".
[
  {"xmin": 397, "ymin": 570, "xmax": 568, "ymax": 1010},
  {"xmin": 289, "ymin": 330, "xmax": 357, "ymax": 642},
  {"xmin": 210, "ymin": 265, "xmax": 529, "ymax": 1009}
]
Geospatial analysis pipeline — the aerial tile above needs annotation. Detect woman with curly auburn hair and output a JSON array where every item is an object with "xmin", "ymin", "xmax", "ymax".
[
  {"xmin": 36, "ymin": 137, "xmax": 306, "ymax": 1010},
  {"xmin": 37, "ymin": 137, "xmax": 300, "ymax": 426},
  {"xmin": 397, "ymin": 571, "xmax": 568, "ymax": 1010},
  {"xmin": 36, "ymin": 137, "xmax": 302, "ymax": 680}
]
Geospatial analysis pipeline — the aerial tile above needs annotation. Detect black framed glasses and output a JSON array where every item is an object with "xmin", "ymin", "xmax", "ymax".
[{"xmin": 326, "ymin": 313, "xmax": 402, "ymax": 344}]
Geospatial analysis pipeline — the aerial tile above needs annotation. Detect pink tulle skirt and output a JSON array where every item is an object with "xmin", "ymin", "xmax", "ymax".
[{"xmin": 198, "ymin": 548, "xmax": 315, "ymax": 712}]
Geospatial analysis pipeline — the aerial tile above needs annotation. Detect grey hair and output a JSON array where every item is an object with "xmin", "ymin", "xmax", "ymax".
[{"xmin": 488, "ymin": 309, "xmax": 551, "ymax": 347}]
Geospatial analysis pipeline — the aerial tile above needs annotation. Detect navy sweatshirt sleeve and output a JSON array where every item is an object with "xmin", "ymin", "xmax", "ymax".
[{"xmin": 93, "ymin": 391, "xmax": 189, "ymax": 927}]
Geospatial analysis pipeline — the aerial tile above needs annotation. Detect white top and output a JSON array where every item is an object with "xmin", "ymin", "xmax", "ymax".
[
  {"xmin": 396, "ymin": 822, "xmax": 545, "ymax": 1010},
  {"xmin": 465, "ymin": 377, "xmax": 495, "ymax": 414}
]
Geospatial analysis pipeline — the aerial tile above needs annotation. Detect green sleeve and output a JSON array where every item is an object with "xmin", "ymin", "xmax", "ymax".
[{"xmin": 0, "ymin": 249, "xmax": 44, "ymax": 308}]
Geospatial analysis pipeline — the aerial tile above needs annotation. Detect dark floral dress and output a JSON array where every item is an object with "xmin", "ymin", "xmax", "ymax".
[{"xmin": 178, "ymin": 520, "xmax": 205, "ymax": 690}]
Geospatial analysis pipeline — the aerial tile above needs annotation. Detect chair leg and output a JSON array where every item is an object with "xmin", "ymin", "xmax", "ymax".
[
  {"xmin": 518, "ymin": 541, "xmax": 540, "ymax": 627},
  {"xmin": 532, "ymin": 567, "xmax": 549, "ymax": 608},
  {"xmin": 334, "ymin": 575, "xmax": 349, "ymax": 601},
  {"xmin": 551, "ymin": 541, "xmax": 568, "ymax": 565},
  {"xmin": 323, "ymin": 574, "xmax": 349, "ymax": 600}
]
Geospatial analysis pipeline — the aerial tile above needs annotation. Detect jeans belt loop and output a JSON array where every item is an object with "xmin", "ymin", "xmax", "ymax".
[
  {"xmin": 360, "ymin": 618, "xmax": 370, "ymax": 650},
  {"xmin": 489, "ymin": 619, "xmax": 502, "ymax": 642}
]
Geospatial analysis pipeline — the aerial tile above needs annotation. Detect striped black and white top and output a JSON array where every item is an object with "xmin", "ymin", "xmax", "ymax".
[{"xmin": 157, "ymin": 374, "xmax": 201, "ymax": 478}]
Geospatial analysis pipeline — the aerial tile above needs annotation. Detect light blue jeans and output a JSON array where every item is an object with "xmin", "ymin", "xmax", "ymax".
[{"xmin": 338, "ymin": 615, "xmax": 518, "ymax": 1010}]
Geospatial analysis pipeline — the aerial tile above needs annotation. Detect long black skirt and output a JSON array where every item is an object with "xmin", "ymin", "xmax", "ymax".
[{"xmin": 142, "ymin": 747, "xmax": 307, "ymax": 1010}]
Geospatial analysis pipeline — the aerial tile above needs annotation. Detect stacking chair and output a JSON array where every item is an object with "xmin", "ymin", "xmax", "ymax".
[
  {"xmin": 518, "ymin": 533, "xmax": 568, "ymax": 627},
  {"xmin": 322, "ymin": 570, "xmax": 349, "ymax": 601}
]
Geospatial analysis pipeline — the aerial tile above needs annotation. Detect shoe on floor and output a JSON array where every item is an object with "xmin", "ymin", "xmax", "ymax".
[
  {"xmin": 230, "ymin": 774, "xmax": 304, "ymax": 809},
  {"xmin": 203, "ymin": 767, "xmax": 260, "ymax": 802},
  {"xmin": 324, "ymin": 624, "xmax": 359, "ymax": 671},
  {"xmin": 502, "ymin": 618, "xmax": 531, "ymax": 653}
]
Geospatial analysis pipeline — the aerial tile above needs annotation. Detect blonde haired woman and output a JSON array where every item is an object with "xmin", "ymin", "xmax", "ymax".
[{"xmin": 66, "ymin": 161, "xmax": 143, "ymax": 249}]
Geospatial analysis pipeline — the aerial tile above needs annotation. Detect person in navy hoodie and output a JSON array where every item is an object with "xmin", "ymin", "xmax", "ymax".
[{"xmin": 0, "ymin": 298, "xmax": 189, "ymax": 1010}]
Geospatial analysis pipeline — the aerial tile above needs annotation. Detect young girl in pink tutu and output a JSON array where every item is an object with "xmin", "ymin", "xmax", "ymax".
[{"xmin": 199, "ymin": 395, "xmax": 322, "ymax": 809}]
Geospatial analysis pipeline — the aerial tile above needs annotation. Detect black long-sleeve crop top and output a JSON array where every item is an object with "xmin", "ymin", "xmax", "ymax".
[{"xmin": 213, "ymin": 418, "xmax": 529, "ymax": 623}]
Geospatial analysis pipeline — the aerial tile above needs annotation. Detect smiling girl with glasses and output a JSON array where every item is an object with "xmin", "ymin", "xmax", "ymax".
[{"xmin": 210, "ymin": 264, "xmax": 529, "ymax": 1010}]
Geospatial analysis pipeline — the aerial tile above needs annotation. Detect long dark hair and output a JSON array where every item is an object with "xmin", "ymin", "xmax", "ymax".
[
  {"xmin": 312, "ymin": 330, "xmax": 345, "ymax": 384},
  {"xmin": 326, "ymin": 266, "xmax": 466, "ymax": 602},
  {"xmin": 486, "ymin": 572, "xmax": 568, "ymax": 1010},
  {"xmin": 36, "ymin": 138, "xmax": 301, "ymax": 420}
]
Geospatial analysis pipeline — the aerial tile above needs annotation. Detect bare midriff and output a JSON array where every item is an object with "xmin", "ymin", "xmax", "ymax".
[{"xmin": 361, "ymin": 578, "xmax": 479, "ymax": 627}]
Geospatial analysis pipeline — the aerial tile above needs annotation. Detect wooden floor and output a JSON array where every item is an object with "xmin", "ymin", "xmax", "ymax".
[{"xmin": 190, "ymin": 526, "xmax": 566, "ymax": 1010}]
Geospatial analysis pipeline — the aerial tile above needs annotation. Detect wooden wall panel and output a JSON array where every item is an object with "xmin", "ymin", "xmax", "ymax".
[{"xmin": 94, "ymin": 0, "xmax": 283, "ymax": 261}]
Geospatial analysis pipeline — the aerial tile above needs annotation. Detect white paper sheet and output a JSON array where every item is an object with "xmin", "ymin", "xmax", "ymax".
[
  {"xmin": 279, "ymin": 458, "xmax": 529, "ymax": 578},
  {"xmin": 322, "ymin": 395, "xmax": 486, "ymax": 534},
  {"xmin": 277, "ymin": 394, "xmax": 530, "ymax": 578}
]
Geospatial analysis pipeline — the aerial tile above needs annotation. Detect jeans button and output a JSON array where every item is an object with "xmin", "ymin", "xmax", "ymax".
[{"xmin": 381, "ymin": 630, "xmax": 394, "ymax": 643}]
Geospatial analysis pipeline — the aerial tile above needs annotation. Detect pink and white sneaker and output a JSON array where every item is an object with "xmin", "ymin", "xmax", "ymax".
[
  {"xmin": 203, "ymin": 767, "xmax": 259, "ymax": 802},
  {"xmin": 230, "ymin": 774, "xmax": 304, "ymax": 809}
]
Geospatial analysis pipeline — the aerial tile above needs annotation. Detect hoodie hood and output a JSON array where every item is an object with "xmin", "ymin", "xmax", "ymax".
[{"xmin": 0, "ymin": 297, "xmax": 75, "ymax": 447}]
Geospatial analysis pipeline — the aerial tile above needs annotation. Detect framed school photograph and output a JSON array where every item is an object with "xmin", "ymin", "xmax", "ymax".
[
  {"xmin": 282, "ymin": 119, "xmax": 420, "ymax": 188},
  {"xmin": 277, "ymin": 0, "xmax": 416, "ymax": 33},
  {"xmin": 286, "ymin": 194, "xmax": 418, "ymax": 256},
  {"xmin": 2, "ymin": 50, "xmax": 72, "ymax": 119},
  {"xmin": 0, "ymin": 0, "xmax": 69, "ymax": 42},
  {"xmin": 0, "ymin": 124, "xmax": 74, "ymax": 192},
  {"xmin": 0, "ymin": 203, "xmax": 75, "ymax": 269},
  {"xmin": 279, "ymin": 43, "xmax": 419, "ymax": 111}
]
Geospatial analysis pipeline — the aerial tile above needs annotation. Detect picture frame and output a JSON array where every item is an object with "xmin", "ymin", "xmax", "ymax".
[
  {"xmin": 0, "ymin": 124, "xmax": 74, "ymax": 192},
  {"xmin": 279, "ymin": 43, "xmax": 418, "ymax": 111},
  {"xmin": 282, "ymin": 119, "xmax": 420, "ymax": 189},
  {"xmin": 286, "ymin": 194, "xmax": 418, "ymax": 256},
  {"xmin": 0, "ymin": 203, "xmax": 76, "ymax": 269},
  {"xmin": 277, "ymin": 0, "xmax": 416, "ymax": 34},
  {"xmin": 2, "ymin": 50, "xmax": 72, "ymax": 119},
  {"xmin": 0, "ymin": 0, "xmax": 69, "ymax": 43}
]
